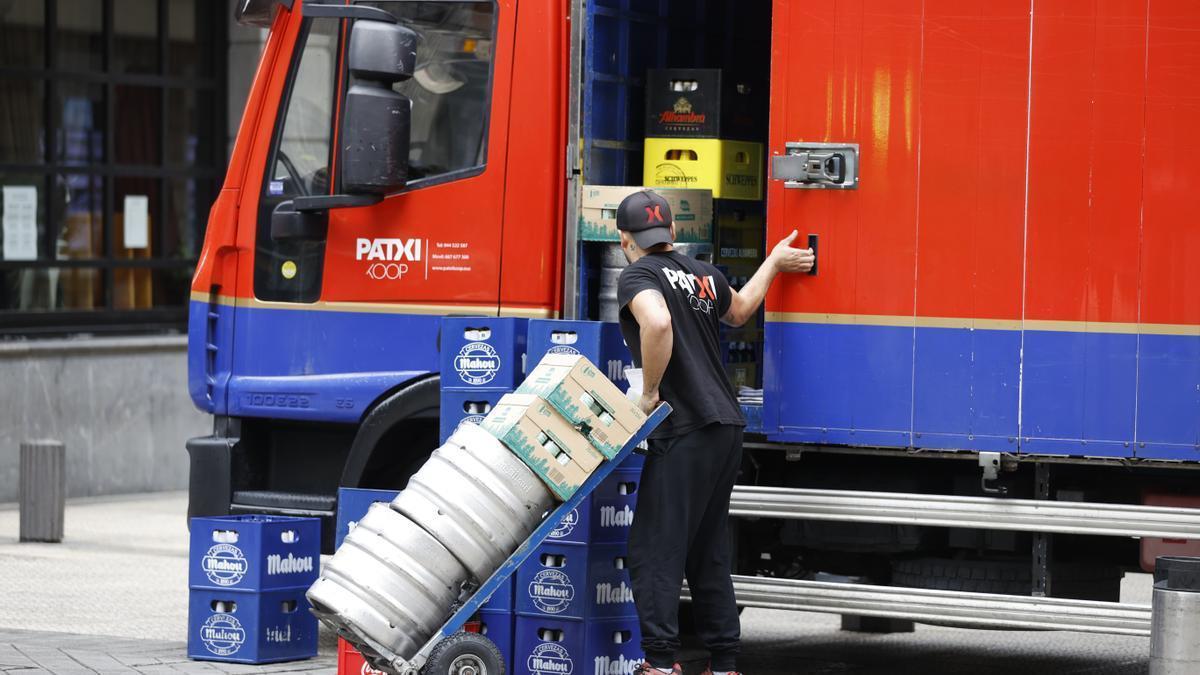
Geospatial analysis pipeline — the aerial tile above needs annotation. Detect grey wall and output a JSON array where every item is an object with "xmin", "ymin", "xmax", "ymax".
[{"xmin": 0, "ymin": 337, "xmax": 210, "ymax": 503}]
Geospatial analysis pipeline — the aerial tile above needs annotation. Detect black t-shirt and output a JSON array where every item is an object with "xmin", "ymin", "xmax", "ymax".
[{"xmin": 617, "ymin": 250, "xmax": 745, "ymax": 438}]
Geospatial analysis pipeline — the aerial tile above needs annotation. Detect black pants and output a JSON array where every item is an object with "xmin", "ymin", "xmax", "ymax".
[{"xmin": 628, "ymin": 423, "xmax": 743, "ymax": 671}]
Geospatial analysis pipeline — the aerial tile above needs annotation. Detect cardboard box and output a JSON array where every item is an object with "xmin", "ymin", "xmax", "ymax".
[
  {"xmin": 482, "ymin": 393, "xmax": 601, "ymax": 500},
  {"xmin": 579, "ymin": 185, "xmax": 712, "ymax": 243},
  {"xmin": 516, "ymin": 354, "xmax": 647, "ymax": 458},
  {"xmin": 644, "ymin": 138, "xmax": 763, "ymax": 201},
  {"xmin": 645, "ymin": 68, "xmax": 761, "ymax": 139}
]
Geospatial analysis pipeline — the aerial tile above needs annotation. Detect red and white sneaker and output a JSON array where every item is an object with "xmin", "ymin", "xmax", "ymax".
[
  {"xmin": 698, "ymin": 665, "xmax": 743, "ymax": 675},
  {"xmin": 633, "ymin": 664, "xmax": 683, "ymax": 675}
]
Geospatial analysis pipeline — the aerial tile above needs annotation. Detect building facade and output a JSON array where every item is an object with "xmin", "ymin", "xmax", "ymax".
[{"xmin": 1, "ymin": 0, "xmax": 261, "ymax": 500}]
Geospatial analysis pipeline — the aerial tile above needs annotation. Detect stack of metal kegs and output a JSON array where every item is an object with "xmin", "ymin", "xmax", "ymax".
[{"xmin": 306, "ymin": 422, "xmax": 555, "ymax": 669}]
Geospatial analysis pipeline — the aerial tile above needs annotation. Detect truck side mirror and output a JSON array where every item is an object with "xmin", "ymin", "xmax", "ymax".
[{"xmin": 341, "ymin": 19, "xmax": 417, "ymax": 195}]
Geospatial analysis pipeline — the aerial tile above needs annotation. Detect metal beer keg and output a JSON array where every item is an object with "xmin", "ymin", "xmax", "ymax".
[
  {"xmin": 392, "ymin": 423, "xmax": 555, "ymax": 581},
  {"xmin": 307, "ymin": 503, "xmax": 469, "ymax": 660}
]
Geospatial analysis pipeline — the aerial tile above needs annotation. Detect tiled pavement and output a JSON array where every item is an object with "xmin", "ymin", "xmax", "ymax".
[
  {"xmin": 0, "ymin": 492, "xmax": 1154, "ymax": 674},
  {"xmin": 0, "ymin": 630, "xmax": 334, "ymax": 674}
]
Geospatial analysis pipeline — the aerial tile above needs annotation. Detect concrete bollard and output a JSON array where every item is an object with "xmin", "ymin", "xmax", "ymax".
[
  {"xmin": 1150, "ymin": 556, "xmax": 1200, "ymax": 674},
  {"xmin": 19, "ymin": 439, "xmax": 65, "ymax": 543}
]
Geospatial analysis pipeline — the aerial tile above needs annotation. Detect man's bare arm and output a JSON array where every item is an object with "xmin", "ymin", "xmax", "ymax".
[
  {"xmin": 629, "ymin": 288, "xmax": 672, "ymax": 413},
  {"xmin": 723, "ymin": 230, "xmax": 814, "ymax": 327}
]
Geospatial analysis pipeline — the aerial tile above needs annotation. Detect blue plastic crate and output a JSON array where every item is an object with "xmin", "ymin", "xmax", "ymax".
[
  {"xmin": 440, "ymin": 317, "xmax": 528, "ymax": 388},
  {"xmin": 526, "ymin": 319, "xmax": 633, "ymax": 385},
  {"xmin": 482, "ymin": 574, "xmax": 515, "ymax": 612},
  {"xmin": 189, "ymin": 515, "xmax": 320, "ymax": 592},
  {"xmin": 589, "ymin": 469, "xmax": 641, "ymax": 544},
  {"xmin": 187, "ymin": 587, "xmax": 317, "ymax": 664},
  {"xmin": 335, "ymin": 488, "xmax": 401, "ymax": 550},
  {"xmin": 619, "ymin": 451, "xmax": 646, "ymax": 470},
  {"xmin": 586, "ymin": 543, "xmax": 636, "ymax": 619},
  {"xmin": 439, "ymin": 388, "xmax": 509, "ymax": 444},
  {"xmin": 516, "ymin": 541, "xmax": 588, "ymax": 619},
  {"xmin": 478, "ymin": 610, "xmax": 514, "ymax": 674},
  {"xmin": 545, "ymin": 494, "xmax": 590, "ymax": 545},
  {"xmin": 514, "ymin": 615, "xmax": 642, "ymax": 675}
]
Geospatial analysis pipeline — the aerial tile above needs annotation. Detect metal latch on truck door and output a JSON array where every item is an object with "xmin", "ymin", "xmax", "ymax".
[{"xmin": 771, "ymin": 142, "xmax": 859, "ymax": 189}]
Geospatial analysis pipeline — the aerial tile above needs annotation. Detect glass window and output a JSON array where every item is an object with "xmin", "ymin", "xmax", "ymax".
[
  {"xmin": 168, "ymin": 0, "xmax": 211, "ymax": 78},
  {"xmin": 54, "ymin": 81, "xmax": 105, "ymax": 165},
  {"xmin": 57, "ymin": 0, "xmax": 103, "ymax": 71},
  {"xmin": 0, "ymin": 78, "xmax": 45, "ymax": 163},
  {"xmin": 114, "ymin": 0, "xmax": 161, "ymax": 75},
  {"xmin": 53, "ymin": 173, "xmax": 104, "ymax": 261},
  {"xmin": 360, "ymin": 1, "xmax": 496, "ymax": 183},
  {"xmin": 114, "ymin": 85, "xmax": 163, "ymax": 165},
  {"xmin": 0, "ymin": 0, "xmax": 45, "ymax": 69},
  {"xmin": 0, "ymin": 1, "xmax": 224, "ymax": 331},
  {"xmin": 2, "ymin": 265, "xmax": 104, "ymax": 312},
  {"xmin": 166, "ymin": 87, "xmax": 207, "ymax": 165},
  {"xmin": 268, "ymin": 19, "xmax": 339, "ymax": 198}
]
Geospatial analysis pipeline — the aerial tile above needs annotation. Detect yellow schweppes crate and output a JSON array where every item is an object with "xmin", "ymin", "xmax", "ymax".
[{"xmin": 643, "ymin": 138, "xmax": 763, "ymax": 201}]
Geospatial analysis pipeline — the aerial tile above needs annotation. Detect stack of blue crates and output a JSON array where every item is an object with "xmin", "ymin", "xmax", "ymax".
[
  {"xmin": 512, "ymin": 467, "xmax": 644, "ymax": 673},
  {"xmin": 187, "ymin": 515, "xmax": 320, "ymax": 664},
  {"xmin": 509, "ymin": 318, "xmax": 644, "ymax": 672},
  {"xmin": 439, "ymin": 316, "xmax": 528, "ymax": 444}
]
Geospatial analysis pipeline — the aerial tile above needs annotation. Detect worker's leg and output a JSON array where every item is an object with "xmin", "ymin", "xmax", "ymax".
[
  {"xmin": 628, "ymin": 432, "xmax": 690, "ymax": 668},
  {"xmin": 683, "ymin": 424, "xmax": 743, "ymax": 671},
  {"xmin": 631, "ymin": 423, "xmax": 740, "ymax": 668}
]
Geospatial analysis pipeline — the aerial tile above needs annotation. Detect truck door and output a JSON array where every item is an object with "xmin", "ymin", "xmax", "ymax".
[
  {"xmin": 228, "ymin": 0, "xmax": 514, "ymax": 422},
  {"xmin": 764, "ymin": 2, "xmax": 1028, "ymax": 449},
  {"xmin": 765, "ymin": 2, "xmax": 1199, "ymax": 455}
]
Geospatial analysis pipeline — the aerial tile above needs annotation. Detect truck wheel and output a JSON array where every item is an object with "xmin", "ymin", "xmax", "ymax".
[
  {"xmin": 422, "ymin": 632, "xmax": 504, "ymax": 675},
  {"xmin": 891, "ymin": 558, "xmax": 1122, "ymax": 600}
]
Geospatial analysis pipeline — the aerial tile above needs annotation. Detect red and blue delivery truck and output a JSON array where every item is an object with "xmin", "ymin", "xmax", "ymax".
[{"xmin": 189, "ymin": 0, "xmax": 1199, "ymax": 635}]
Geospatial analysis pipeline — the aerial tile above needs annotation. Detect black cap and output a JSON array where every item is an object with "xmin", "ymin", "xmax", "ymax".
[{"xmin": 616, "ymin": 190, "xmax": 674, "ymax": 249}]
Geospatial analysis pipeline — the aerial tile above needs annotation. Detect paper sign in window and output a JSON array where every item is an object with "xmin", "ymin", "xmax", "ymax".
[
  {"xmin": 2, "ymin": 185, "xmax": 38, "ymax": 261},
  {"xmin": 123, "ymin": 195, "xmax": 149, "ymax": 249}
]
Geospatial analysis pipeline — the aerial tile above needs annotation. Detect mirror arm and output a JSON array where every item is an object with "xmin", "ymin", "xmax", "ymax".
[
  {"xmin": 293, "ymin": 194, "xmax": 383, "ymax": 212},
  {"xmin": 303, "ymin": 4, "xmax": 397, "ymax": 23}
]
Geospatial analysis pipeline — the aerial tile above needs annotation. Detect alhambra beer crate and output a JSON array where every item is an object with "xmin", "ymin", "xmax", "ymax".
[
  {"xmin": 189, "ymin": 515, "xmax": 320, "ymax": 592},
  {"xmin": 645, "ymin": 68, "xmax": 761, "ymax": 139}
]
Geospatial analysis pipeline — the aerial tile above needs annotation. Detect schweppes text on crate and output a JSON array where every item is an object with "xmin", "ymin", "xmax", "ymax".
[{"xmin": 643, "ymin": 138, "xmax": 763, "ymax": 201}]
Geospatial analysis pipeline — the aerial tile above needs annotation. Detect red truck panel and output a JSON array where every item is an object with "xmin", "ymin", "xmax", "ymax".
[{"xmin": 765, "ymin": 0, "xmax": 1200, "ymax": 456}]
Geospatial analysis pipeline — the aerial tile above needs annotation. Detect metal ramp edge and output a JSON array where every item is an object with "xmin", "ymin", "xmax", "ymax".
[
  {"xmin": 729, "ymin": 485, "xmax": 1200, "ymax": 539},
  {"xmin": 683, "ymin": 575, "xmax": 1152, "ymax": 636}
]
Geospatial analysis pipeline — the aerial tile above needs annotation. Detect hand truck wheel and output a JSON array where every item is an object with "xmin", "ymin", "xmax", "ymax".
[{"xmin": 421, "ymin": 631, "xmax": 504, "ymax": 675}]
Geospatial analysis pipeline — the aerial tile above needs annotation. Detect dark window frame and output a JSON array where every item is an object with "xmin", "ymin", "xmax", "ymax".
[{"xmin": 0, "ymin": 0, "xmax": 228, "ymax": 336}]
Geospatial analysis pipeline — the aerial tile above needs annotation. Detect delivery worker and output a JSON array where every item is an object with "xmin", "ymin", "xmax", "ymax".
[{"xmin": 616, "ymin": 189, "xmax": 813, "ymax": 675}]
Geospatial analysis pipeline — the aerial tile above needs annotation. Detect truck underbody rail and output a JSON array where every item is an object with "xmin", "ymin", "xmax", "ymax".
[
  {"xmin": 729, "ymin": 486, "xmax": 1200, "ymax": 539},
  {"xmin": 683, "ymin": 575, "xmax": 1152, "ymax": 636}
]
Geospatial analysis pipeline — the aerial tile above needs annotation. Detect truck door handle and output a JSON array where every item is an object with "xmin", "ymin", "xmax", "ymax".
[{"xmin": 772, "ymin": 142, "xmax": 859, "ymax": 189}]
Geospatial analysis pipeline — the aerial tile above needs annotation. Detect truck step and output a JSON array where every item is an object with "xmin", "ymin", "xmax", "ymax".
[
  {"xmin": 683, "ymin": 575, "xmax": 1151, "ymax": 636},
  {"xmin": 232, "ymin": 490, "xmax": 336, "ymax": 515},
  {"xmin": 729, "ymin": 486, "xmax": 1200, "ymax": 539}
]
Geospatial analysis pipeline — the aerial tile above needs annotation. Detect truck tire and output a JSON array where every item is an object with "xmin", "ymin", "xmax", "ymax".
[
  {"xmin": 891, "ymin": 558, "xmax": 1122, "ymax": 600},
  {"xmin": 422, "ymin": 631, "xmax": 504, "ymax": 675}
]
